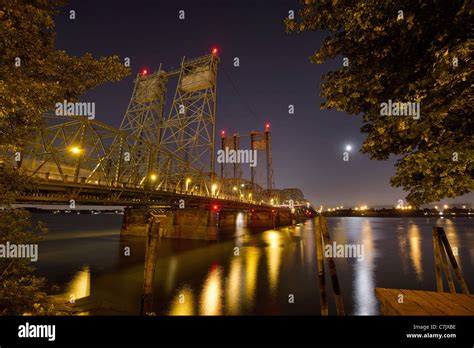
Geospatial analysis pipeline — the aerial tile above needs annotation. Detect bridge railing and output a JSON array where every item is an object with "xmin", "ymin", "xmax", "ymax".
[{"xmin": 26, "ymin": 169, "xmax": 271, "ymax": 205}]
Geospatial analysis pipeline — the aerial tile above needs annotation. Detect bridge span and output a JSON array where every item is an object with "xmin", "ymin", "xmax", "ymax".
[{"xmin": 6, "ymin": 50, "xmax": 315, "ymax": 239}]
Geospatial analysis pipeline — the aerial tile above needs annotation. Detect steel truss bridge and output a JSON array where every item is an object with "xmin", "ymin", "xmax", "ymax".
[{"xmin": 5, "ymin": 51, "xmax": 311, "ymax": 214}]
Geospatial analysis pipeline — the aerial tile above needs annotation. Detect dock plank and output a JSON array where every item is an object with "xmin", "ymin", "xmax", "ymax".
[
  {"xmin": 375, "ymin": 288, "xmax": 474, "ymax": 316},
  {"xmin": 375, "ymin": 288, "xmax": 430, "ymax": 315},
  {"xmin": 438, "ymin": 291, "xmax": 474, "ymax": 313},
  {"xmin": 420, "ymin": 290, "xmax": 472, "ymax": 316},
  {"xmin": 400, "ymin": 289, "xmax": 448, "ymax": 315}
]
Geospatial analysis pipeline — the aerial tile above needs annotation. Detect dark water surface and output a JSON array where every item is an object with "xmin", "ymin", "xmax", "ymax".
[{"xmin": 32, "ymin": 214, "xmax": 474, "ymax": 315}]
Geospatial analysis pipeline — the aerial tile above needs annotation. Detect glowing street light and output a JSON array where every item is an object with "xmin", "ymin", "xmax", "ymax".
[
  {"xmin": 211, "ymin": 184, "xmax": 218, "ymax": 196},
  {"xmin": 150, "ymin": 174, "xmax": 157, "ymax": 181},
  {"xmin": 232, "ymin": 186, "xmax": 238, "ymax": 191},
  {"xmin": 185, "ymin": 178, "xmax": 191, "ymax": 191},
  {"xmin": 345, "ymin": 145, "xmax": 352, "ymax": 152},
  {"xmin": 69, "ymin": 146, "xmax": 81, "ymax": 154},
  {"xmin": 443, "ymin": 204, "xmax": 448, "ymax": 209}
]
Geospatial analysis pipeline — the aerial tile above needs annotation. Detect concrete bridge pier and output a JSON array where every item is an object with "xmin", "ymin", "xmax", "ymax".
[
  {"xmin": 275, "ymin": 209, "xmax": 293, "ymax": 227},
  {"xmin": 121, "ymin": 206, "xmax": 218, "ymax": 240},
  {"xmin": 121, "ymin": 206, "xmax": 296, "ymax": 240},
  {"xmin": 121, "ymin": 206, "xmax": 149, "ymax": 236},
  {"xmin": 248, "ymin": 210, "xmax": 275, "ymax": 229}
]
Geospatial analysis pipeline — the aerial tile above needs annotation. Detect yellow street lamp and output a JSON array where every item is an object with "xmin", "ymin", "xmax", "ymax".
[
  {"xmin": 211, "ymin": 183, "xmax": 218, "ymax": 196},
  {"xmin": 69, "ymin": 146, "xmax": 81, "ymax": 154},
  {"xmin": 150, "ymin": 174, "xmax": 157, "ymax": 181},
  {"xmin": 185, "ymin": 178, "xmax": 191, "ymax": 191}
]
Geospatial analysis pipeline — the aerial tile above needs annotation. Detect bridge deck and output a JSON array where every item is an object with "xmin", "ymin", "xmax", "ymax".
[{"xmin": 375, "ymin": 288, "xmax": 474, "ymax": 315}]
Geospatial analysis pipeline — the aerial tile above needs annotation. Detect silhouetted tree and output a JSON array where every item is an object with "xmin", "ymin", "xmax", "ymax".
[{"xmin": 0, "ymin": 0, "xmax": 130, "ymax": 315}]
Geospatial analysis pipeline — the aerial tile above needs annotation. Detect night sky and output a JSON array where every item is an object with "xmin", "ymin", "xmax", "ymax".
[{"xmin": 53, "ymin": 0, "xmax": 471, "ymax": 207}]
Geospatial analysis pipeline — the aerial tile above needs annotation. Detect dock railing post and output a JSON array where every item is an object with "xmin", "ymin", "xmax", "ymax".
[
  {"xmin": 436, "ymin": 227, "xmax": 469, "ymax": 294},
  {"xmin": 141, "ymin": 212, "xmax": 161, "ymax": 315},
  {"xmin": 316, "ymin": 216, "xmax": 345, "ymax": 316},
  {"xmin": 432, "ymin": 227, "xmax": 444, "ymax": 292},
  {"xmin": 436, "ymin": 229, "xmax": 456, "ymax": 293},
  {"xmin": 315, "ymin": 217, "xmax": 328, "ymax": 315}
]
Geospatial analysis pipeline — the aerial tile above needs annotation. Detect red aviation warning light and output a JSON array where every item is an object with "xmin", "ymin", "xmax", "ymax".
[
  {"xmin": 265, "ymin": 122, "xmax": 271, "ymax": 130},
  {"xmin": 220, "ymin": 129, "xmax": 225, "ymax": 137},
  {"xmin": 213, "ymin": 204, "xmax": 219, "ymax": 211},
  {"xmin": 211, "ymin": 47, "xmax": 218, "ymax": 55},
  {"xmin": 141, "ymin": 68, "xmax": 148, "ymax": 76}
]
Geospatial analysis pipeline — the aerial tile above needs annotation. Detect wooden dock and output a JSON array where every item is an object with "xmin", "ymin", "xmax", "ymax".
[{"xmin": 375, "ymin": 288, "xmax": 474, "ymax": 315}]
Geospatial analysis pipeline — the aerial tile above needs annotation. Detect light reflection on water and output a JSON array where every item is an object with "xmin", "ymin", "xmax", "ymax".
[
  {"xmin": 199, "ymin": 265, "xmax": 223, "ymax": 315},
  {"xmin": 33, "ymin": 214, "xmax": 474, "ymax": 315},
  {"xmin": 169, "ymin": 286, "xmax": 194, "ymax": 315},
  {"xmin": 353, "ymin": 219, "xmax": 376, "ymax": 315},
  {"xmin": 264, "ymin": 230, "xmax": 283, "ymax": 296},
  {"xmin": 408, "ymin": 224, "xmax": 423, "ymax": 280},
  {"xmin": 68, "ymin": 265, "xmax": 91, "ymax": 301}
]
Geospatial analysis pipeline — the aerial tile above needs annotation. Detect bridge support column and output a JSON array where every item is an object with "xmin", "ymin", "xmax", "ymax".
[
  {"xmin": 275, "ymin": 209, "xmax": 292, "ymax": 227},
  {"xmin": 121, "ymin": 206, "xmax": 149, "ymax": 236},
  {"xmin": 248, "ymin": 210, "xmax": 275, "ymax": 229},
  {"xmin": 121, "ymin": 207, "xmax": 218, "ymax": 240},
  {"xmin": 121, "ymin": 207, "xmax": 296, "ymax": 240},
  {"xmin": 166, "ymin": 209, "xmax": 218, "ymax": 240}
]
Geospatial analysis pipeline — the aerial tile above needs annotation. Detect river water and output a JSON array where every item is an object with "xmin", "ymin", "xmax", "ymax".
[{"xmin": 31, "ymin": 214, "xmax": 474, "ymax": 315}]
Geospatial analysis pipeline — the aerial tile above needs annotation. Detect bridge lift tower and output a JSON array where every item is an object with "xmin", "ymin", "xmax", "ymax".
[
  {"xmin": 15, "ymin": 50, "xmax": 222, "ymax": 196},
  {"xmin": 159, "ymin": 52, "xmax": 219, "ymax": 193},
  {"xmin": 219, "ymin": 124, "xmax": 274, "ymax": 199},
  {"xmin": 115, "ymin": 51, "xmax": 219, "ymax": 193}
]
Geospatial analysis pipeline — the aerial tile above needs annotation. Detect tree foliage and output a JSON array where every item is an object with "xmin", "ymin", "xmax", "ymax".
[
  {"xmin": 286, "ymin": 0, "xmax": 473, "ymax": 205},
  {"xmin": 0, "ymin": 0, "xmax": 130, "ymax": 146},
  {"xmin": 0, "ymin": 0, "xmax": 130, "ymax": 315}
]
